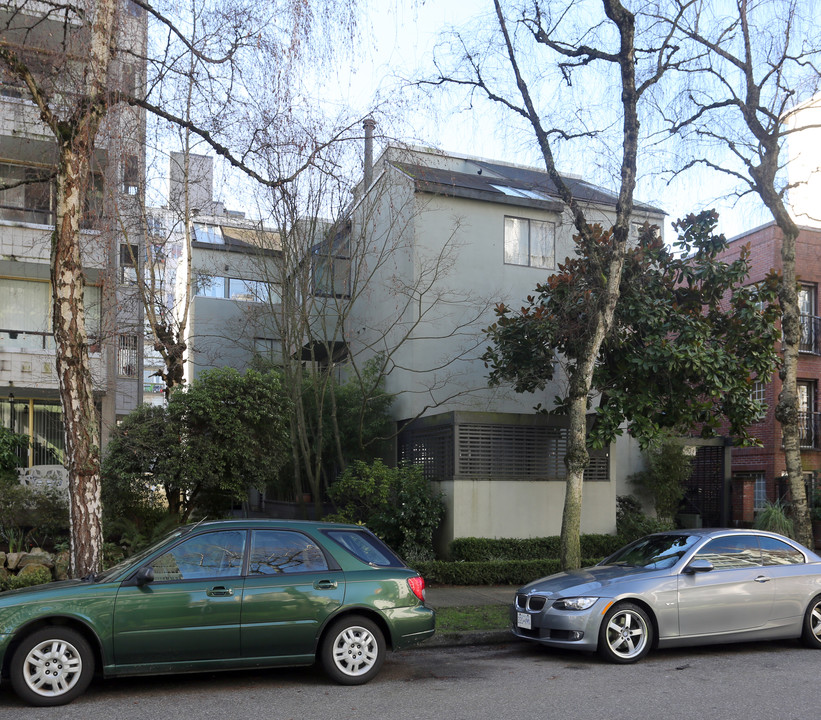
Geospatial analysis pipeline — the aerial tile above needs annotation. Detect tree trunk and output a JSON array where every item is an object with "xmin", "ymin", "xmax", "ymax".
[
  {"xmin": 560, "ymin": 394, "xmax": 589, "ymax": 569},
  {"xmin": 53, "ymin": 143, "xmax": 103, "ymax": 578},
  {"xmin": 776, "ymin": 226, "xmax": 814, "ymax": 547},
  {"xmin": 52, "ymin": 0, "xmax": 118, "ymax": 577}
]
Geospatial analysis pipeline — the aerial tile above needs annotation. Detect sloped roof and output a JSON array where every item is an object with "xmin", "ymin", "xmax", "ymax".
[{"xmin": 392, "ymin": 159, "xmax": 663, "ymax": 215}]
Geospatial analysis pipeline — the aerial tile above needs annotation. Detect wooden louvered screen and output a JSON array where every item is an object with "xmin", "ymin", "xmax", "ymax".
[
  {"xmin": 457, "ymin": 423, "xmax": 566, "ymax": 479},
  {"xmin": 398, "ymin": 424, "xmax": 454, "ymax": 482},
  {"xmin": 398, "ymin": 414, "xmax": 609, "ymax": 482}
]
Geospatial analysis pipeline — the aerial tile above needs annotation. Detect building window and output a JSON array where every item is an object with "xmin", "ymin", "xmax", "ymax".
[
  {"xmin": 254, "ymin": 337, "xmax": 282, "ymax": 362},
  {"xmin": 81, "ymin": 172, "xmax": 105, "ymax": 229},
  {"xmin": 193, "ymin": 224, "xmax": 224, "ymax": 244},
  {"xmin": 799, "ymin": 284, "xmax": 818, "ymax": 353},
  {"xmin": 118, "ymin": 335, "xmax": 139, "ymax": 377},
  {"xmin": 504, "ymin": 216, "xmax": 555, "ymax": 269},
  {"xmin": 1, "ymin": 279, "xmax": 99, "ymax": 349},
  {"xmin": 122, "ymin": 155, "xmax": 139, "ymax": 195},
  {"xmin": 147, "ymin": 214, "xmax": 165, "ymax": 238},
  {"xmin": 750, "ymin": 380, "xmax": 767, "ymax": 421},
  {"xmin": 0, "ymin": 278, "xmax": 50, "ymax": 349},
  {"xmin": 194, "ymin": 275, "xmax": 278, "ymax": 303},
  {"xmin": 313, "ymin": 255, "xmax": 350, "ymax": 298},
  {"xmin": 798, "ymin": 380, "xmax": 817, "ymax": 449},
  {"xmin": 120, "ymin": 243, "xmax": 139, "ymax": 284},
  {"xmin": 0, "ymin": 163, "xmax": 55, "ymax": 225},
  {"xmin": 229, "ymin": 278, "xmax": 268, "ymax": 302},
  {"xmin": 194, "ymin": 274, "xmax": 226, "ymax": 298},
  {"xmin": 753, "ymin": 473, "xmax": 767, "ymax": 511},
  {"xmin": 1, "ymin": 398, "xmax": 65, "ymax": 467}
]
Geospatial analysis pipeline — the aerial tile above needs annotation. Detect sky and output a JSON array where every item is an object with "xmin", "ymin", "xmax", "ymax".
[{"xmin": 312, "ymin": 0, "xmax": 787, "ymax": 242}]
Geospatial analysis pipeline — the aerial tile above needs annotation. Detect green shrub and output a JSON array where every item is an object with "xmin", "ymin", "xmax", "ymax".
[
  {"xmin": 0, "ymin": 470, "xmax": 69, "ymax": 552},
  {"xmin": 411, "ymin": 558, "xmax": 603, "ymax": 586},
  {"xmin": 328, "ymin": 460, "xmax": 444, "ymax": 563},
  {"xmin": 0, "ymin": 566, "xmax": 53, "ymax": 592},
  {"xmin": 628, "ymin": 439, "xmax": 692, "ymax": 524},
  {"xmin": 0, "ymin": 426, "xmax": 27, "ymax": 483},
  {"xmin": 449, "ymin": 534, "xmax": 624, "ymax": 563},
  {"xmin": 754, "ymin": 500, "xmax": 795, "ymax": 539},
  {"xmin": 616, "ymin": 495, "xmax": 673, "ymax": 543}
]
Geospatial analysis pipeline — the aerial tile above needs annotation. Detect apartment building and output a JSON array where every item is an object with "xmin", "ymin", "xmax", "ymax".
[
  {"xmin": 144, "ymin": 152, "xmax": 282, "ymax": 391},
  {"xmin": 0, "ymin": 3, "xmax": 147, "ymax": 483},
  {"xmin": 342, "ymin": 142, "xmax": 665, "ymax": 544}
]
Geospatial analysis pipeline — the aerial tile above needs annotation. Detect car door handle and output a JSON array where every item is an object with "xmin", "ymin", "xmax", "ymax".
[
  {"xmin": 206, "ymin": 586, "xmax": 234, "ymax": 597},
  {"xmin": 314, "ymin": 580, "xmax": 338, "ymax": 590},
  {"xmin": 754, "ymin": 576, "xmax": 771, "ymax": 583}
]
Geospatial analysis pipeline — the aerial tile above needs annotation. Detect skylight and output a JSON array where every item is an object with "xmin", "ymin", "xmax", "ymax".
[{"xmin": 489, "ymin": 184, "xmax": 547, "ymax": 200}]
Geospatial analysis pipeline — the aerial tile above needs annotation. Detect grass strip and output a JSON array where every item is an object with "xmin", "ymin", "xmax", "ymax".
[{"xmin": 435, "ymin": 604, "xmax": 510, "ymax": 633}]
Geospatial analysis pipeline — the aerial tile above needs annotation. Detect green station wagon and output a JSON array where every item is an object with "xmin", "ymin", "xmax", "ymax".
[{"xmin": 0, "ymin": 519, "xmax": 435, "ymax": 706}]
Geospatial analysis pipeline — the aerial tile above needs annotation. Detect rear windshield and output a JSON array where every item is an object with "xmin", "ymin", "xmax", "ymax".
[{"xmin": 323, "ymin": 529, "xmax": 406, "ymax": 568}]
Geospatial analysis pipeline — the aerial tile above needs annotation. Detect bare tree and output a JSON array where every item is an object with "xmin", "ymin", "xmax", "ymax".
[
  {"xmin": 241, "ymin": 131, "xmax": 499, "ymax": 517},
  {"xmin": 424, "ymin": 0, "xmax": 676, "ymax": 568},
  {"xmin": 656, "ymin": 0, "xmax": 821, "ymax": 547},
  {"xmin": 0, "ymin": 0, "xmax": 361, "ymax": 575},
  {"xmin": 0, "ymin": 0, "xmax": 125, "ymax": 576}
]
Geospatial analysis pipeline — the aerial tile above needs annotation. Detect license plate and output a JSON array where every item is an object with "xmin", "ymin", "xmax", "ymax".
[{"xmin": 517, "ymin": 612, "xmax": 531, "ymax": 630}]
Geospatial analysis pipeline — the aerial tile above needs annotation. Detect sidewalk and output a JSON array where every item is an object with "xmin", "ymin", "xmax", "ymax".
[{"xmin": 419, "ymin": 585, "xmax": 517, "ymax": 648}]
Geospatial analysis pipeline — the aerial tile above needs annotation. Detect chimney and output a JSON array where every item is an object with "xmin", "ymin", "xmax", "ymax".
[{"xmin": 363, "ymin": 117, "xmax": 376, "ymax": 190}]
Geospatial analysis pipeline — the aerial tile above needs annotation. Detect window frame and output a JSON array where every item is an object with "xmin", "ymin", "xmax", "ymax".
[
  {"xmin": 248, "ymin": 529, "xmax": 332, "ymax": 576},
  {"xmin": 148, "ymin": 530, "xmax": 248, "ymax": 582},
  {"xmin": 503, "ymin": 215, "xmax": 556, "ymax": 270}
]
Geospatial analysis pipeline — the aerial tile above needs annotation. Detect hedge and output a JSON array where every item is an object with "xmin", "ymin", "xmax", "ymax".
[
  {"xmin": 448, "ymin": 534, "xmax": 625, "ymax": 562},
  {"xmin": 412, "ymin": 558, "xmax": 603, "ymax": 586}
]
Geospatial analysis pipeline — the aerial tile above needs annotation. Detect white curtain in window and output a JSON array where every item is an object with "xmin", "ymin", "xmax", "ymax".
[
  {"xmin": 530, "ymin": 220, "xmax": 555, "ymax": 269},
  {"xmin": 504, "ymin": 217, "xmax": 528, "ymax": 265}
]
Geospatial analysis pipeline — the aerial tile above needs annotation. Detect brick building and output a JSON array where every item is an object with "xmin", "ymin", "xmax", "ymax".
[{"xmin": 716, "ymin": 222, "xmax": 821, "ymax": 524}]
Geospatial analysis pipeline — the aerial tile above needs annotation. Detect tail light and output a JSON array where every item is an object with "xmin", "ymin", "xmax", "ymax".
[{"xmin": 407, "ymin": 575, "xmax": 426, "ymax": 602}]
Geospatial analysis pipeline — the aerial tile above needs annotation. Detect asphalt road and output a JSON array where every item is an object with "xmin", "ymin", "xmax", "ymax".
[{"xmin": 2, "ymin": 639, "xmax": 819, "ymax": 720}]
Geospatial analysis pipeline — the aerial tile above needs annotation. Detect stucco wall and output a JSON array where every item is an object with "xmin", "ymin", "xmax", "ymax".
[{"xmin": 433, "ymin": 477, "xmax": 617, "ymax": 553}]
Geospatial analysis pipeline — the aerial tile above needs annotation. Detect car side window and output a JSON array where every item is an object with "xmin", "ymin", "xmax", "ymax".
[
  {"xmin": 150, "ymin": 530, "xmax": 246, "ymax": 581},
  {"xmin": 695, "ymin": 535, "xmax": 762, "ymax": 570},
  {"xmin": 324, "ymin": 529, "xmax": 405, "ymax": 567},
  {"xmin": 249, "ymin": 530, "xmax": 329, "ymax": 575},
  {"xmin": 758, "ymin": 536, "xmax": 805, "ymax": 565}
]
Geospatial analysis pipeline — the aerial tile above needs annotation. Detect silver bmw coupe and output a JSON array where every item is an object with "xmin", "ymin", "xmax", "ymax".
[{"xmin": 512, "ymin": 528, "xmax": 821, "ymax": 663}]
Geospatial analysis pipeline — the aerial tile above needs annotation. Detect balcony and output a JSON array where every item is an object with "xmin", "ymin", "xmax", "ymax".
[
  {"xmin": 799, "ymin": 315, "xmax": 821, "ymax": 354},
  {"xmin": 798, "ymin": 411, "xmax": 821, "ymax": 450}
]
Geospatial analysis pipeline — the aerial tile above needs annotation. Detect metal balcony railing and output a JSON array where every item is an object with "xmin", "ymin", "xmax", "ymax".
[
  {"xmin": 798, "ymin": 411, "xmax": 821, "ymax": 449},
  {"xmin": 799, "ymin": 315, "xmax": 821, "ymax": 354}
]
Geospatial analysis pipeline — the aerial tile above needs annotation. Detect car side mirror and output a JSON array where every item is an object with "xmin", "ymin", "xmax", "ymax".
[
  {"xmin": 135, "ymin": 566, "xmax": 155, "ymax": 586},
  {"xmin": 683, "ymin": 558, "xmax": 714, "ymax": 574}
]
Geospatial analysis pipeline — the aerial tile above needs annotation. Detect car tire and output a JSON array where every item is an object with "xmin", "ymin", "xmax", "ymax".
[
  {"xmin": 801, "ymin": 595, "xmax": 821, "ymax": 649},
  {"xmin": 320, "ymin": 615, "xmax": 385, "ymax": 685},
  {"xmin": 597, "ymin": 602, "xmax": 653, "ymax": 664},
  {"xmin": 10, "ymin": 626, "xmax": 95, "ymax": 707}
]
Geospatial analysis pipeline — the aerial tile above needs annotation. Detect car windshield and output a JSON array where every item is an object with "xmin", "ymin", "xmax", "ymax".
[
  {"xmin": 601, "ymin": 533, "xmax": 700, "ymax": 569},
  {"xmin": 95, "ymin": 526, "xmax": 190, "ymax": 582}
]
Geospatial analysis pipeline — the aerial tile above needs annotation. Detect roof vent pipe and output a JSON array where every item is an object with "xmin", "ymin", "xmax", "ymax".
[{"xmin": 363, "ymin": 117, "xmax": 376, "ymax": 190}]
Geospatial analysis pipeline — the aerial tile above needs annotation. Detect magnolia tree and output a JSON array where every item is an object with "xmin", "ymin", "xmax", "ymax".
[{"xmin": 426, "ymin": 0, "xmax": 678, "ymax": 568}]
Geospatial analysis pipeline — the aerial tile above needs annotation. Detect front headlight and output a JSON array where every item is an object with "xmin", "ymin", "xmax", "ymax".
[{"xmin": 552, "ymin": 596, "xmax": 598, "ymax": 611}]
